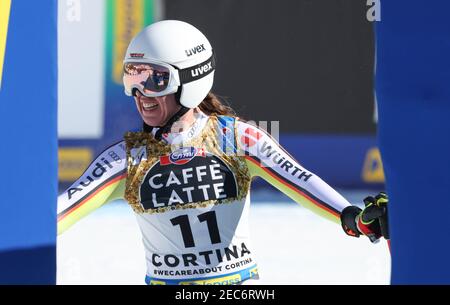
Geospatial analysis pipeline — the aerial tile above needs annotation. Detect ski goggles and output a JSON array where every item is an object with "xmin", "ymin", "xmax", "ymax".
[{"xmin": 123, "ymin": 53, "xmax": 216, "ymax": 97}]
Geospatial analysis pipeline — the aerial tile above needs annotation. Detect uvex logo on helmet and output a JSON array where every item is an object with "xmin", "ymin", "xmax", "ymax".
[
  {"xmin": 191, "ymin": 61, "xmax": 213, "ymax": 77},
  {"xmin": 185, "ymin": 44, "xmax": 206, "ymax": 57}
]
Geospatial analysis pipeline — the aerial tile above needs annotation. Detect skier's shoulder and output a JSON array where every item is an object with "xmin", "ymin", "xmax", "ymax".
[
  {"xmin": 94, "ymin": 140, "xmax": 127, "ymax": 162},
  {"xmin": 80, "ymin": 140, "xmax": 128, "ymax": 178}
]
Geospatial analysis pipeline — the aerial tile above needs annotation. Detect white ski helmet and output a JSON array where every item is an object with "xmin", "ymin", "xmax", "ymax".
[{"xmin": 123, "ymin": 20, "xmax": 215, "ymax": 109}]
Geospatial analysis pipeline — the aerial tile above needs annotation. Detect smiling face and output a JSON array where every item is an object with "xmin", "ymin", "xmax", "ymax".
[{"xmin": 134, "ymin": 91, "xmax": 181, "ymax": 127}]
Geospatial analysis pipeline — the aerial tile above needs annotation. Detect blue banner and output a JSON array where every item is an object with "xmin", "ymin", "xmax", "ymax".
[
  {"xmin": 0, "ymin": 0, "xmax": 57, "ymax": 284},
  {"xmin": 377, "ymin": 0, "xmax": 450, "ymax": 284}
]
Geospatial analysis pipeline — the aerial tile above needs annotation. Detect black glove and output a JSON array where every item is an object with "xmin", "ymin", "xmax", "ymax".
[{"xmin": 341, "ymin": 192, "xmax": 389, "ymax": 243}]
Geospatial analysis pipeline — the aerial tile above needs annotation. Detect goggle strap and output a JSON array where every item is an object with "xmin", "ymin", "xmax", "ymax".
[{"xmin": 178, "ymin": 53, "xmax": 216, "ymax": 85}]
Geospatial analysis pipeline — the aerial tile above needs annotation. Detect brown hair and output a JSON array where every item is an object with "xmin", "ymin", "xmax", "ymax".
[{"xmin": 198, "ymin": 92, "xmax": 236, "ymax": 117}]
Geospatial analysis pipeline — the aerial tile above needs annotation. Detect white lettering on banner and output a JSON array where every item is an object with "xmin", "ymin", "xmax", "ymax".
[
  {"xmin": 152, "ymin": 193, "xmax": 164, "ymax": 207},
  {"xmin": 213, "ymin": 183, "xmax": 227, "ymax": 199},
  {"xmin": 147, "ymin": 183, "xmax": 231, "ymax": 206},
  {"xmin": 167, "ymin": 171, "xmax": 182, "ymax": 187},
  {"xmin": 182, "ymin": 168, "xmax": 193, "ymax": 183},
  {"xmin": 147, "ymin": 165, "xmax": 229, "ymax": 189},
  {"xmin": 191, "ymin": 62, "xmax": 213, "ymax": 77},
  {"xmin": 168, "ymin": 190, "xmax": 183, "ymax": 205},
  {"xmin": 149, "ymin": 173, "xmax": 163, "ymax": 189},
  {"xmin": 140, "ymin": 152, "xmax": 238, "ymax": 210},
  {"xmin": 196, "ymin": 166, "xmax": 208, "ymax": 182},
  {"xmin": 182, "ymin": 186, "xmax": 195, "ymax": 202},
  {"xmin": 198, "ymin": 184, "xmax": 211, "ymax": 200},
  {"xmin": 210, "ymin": 163, "xmax": 223, "ymax": 180},
  {"xmin": 151, "ymin": 243, "xmax": 252, "ymax": 268}
]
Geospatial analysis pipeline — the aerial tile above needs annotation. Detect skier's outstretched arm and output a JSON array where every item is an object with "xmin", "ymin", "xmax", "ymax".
[
  {"xmin": 57, "ymin": 141, "xmax": 127, "ymax": 235},
  {"xmin": 236, "ymin": 120, "xmax": 350, "ymax": 223},
  {"xmin": 236, "ymin": 119, "xmax": 388, "ymax": 242}
]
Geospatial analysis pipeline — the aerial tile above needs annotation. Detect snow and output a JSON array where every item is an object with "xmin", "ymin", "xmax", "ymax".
[{"xmin": 57, "ymin": 189, "xmax": 391, "ymax": 285}]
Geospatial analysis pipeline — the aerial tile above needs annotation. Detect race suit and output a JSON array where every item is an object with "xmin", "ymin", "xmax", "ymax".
[{"xmin": 57, "ymin": 109, "xmax": 351, "ymax": 285}]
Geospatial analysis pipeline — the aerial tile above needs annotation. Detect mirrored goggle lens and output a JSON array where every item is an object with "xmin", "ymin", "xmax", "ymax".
[{"xmin": 123, "ymin": 62, "xmax": 171, "ymax": 95}]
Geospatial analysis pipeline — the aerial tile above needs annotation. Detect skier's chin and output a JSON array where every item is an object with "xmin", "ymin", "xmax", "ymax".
[{"xmin": 141, "ymin": 112, "xmax": 166, "ymax": 127}]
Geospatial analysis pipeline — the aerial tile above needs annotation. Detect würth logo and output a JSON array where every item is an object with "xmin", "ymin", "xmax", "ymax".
[
  {"xmin": 185, "ymin": 44, "xmax": 206, "ymax": 57},
  {"xmin": 191, "ymin": 62, "xmax": 213, "ymax": 77}
]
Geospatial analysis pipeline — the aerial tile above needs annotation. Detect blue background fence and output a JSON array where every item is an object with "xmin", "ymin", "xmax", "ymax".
[{"xmin": 0, "ymin": 0, "xmax": 57, "ymax": 284}]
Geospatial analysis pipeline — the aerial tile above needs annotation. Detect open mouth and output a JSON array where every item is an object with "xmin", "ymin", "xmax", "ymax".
[{"xmin": 142, "ymin": 102, "xmax": 158, "ymax": 111}]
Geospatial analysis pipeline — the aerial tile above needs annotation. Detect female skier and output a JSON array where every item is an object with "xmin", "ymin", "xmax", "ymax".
[{"xmin": 57, "ymin": 20, "xmax": 388, "ymax": 285}]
